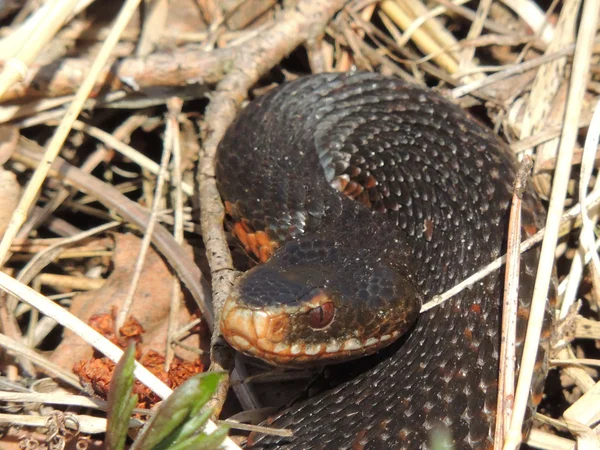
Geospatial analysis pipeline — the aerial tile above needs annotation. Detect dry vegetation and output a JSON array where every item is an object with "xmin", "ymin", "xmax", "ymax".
[{"xmin": 0, "ymin": 0, "xmax": 598, "ymax": 449}]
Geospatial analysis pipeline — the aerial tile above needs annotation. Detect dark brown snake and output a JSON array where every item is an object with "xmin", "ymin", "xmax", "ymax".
[{"xmin": 216, "ymin": 72, "xmax": 552, "ymax": 450}]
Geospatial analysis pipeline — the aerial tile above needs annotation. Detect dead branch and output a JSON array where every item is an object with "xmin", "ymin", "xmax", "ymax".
[{"xmin": 197, "ymin": 0, "xmax": 347, "ymax": 417}]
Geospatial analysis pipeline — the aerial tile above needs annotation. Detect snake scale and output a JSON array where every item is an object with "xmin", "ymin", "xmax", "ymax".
[{"xmin": 216, "ymin": 72, "xmax": 552, "ymax": 450}]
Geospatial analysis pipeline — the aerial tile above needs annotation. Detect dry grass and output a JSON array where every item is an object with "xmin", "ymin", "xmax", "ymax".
[{"xmin": 0, "ymin": 0, "xmax": 597, "ymax": 449}]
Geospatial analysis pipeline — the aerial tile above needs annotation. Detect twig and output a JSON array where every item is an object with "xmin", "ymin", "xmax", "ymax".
[
  {"xmin": 136, "ymin": 0, "xmax": 169, "ymax": 57},
  {"xmin": 494, "ymin": 157, "xmax": 532, "ymax": 449},
  {"xmin": 520, "ymin": 0, "xmax": 580, "ymax": 202},
  {"xmin": 15, "ymin": 135, "xmax": 121, "ymax": 242},
  {"xmin": 5, "ymin": 278, "xmax": 160, "ymax": 392},
  {"xmin": 500, "ymin": 0, "xmax": 555, "ymax": 44},
  {"xmin": 560, "ymin": 100, "xmax": 600, "ymax": 318},
  {"xmin": 0, "ymin": 0, "xmax": 81, "ymax": 98},
  {"xmin": 433, "ymin": 0, "xmax": 526, "ymax": 37},
  {"xmin": 67, "ymin": 120, "xmax": 194, "ymax": 196},
  {"xmin": 574, "ymin": 96, "xmax": 600, "ymax": 295},
  {"xmin": 451, "ymin": 38, "xmax": 599, "ymax": 98},
  {"xmin": 457, "ymin": 0, "xmax": 491, "ymax": 77},
  {"xmin": 116, "ymin": 102, "xmax": 173, "ymax": 330},
  {"xmin": 421, "ymin": 185, "xmax": 600, "ymax": 312},
  {"xmin": 217, "ymin": 419, "xmax": 293, "ymax": 437},
  {"xmin": 511, "ymin": 112, "xmax": 593, "ymax": 154},
  {"xmin": 166, "ymin": 97, "xmax": 184, "ymax": 370},
  {"xmin": 35, "ymin": 273, "xmax": 105, "ymax": 291},
  {"xmin": 526, "ymin": 429, "xmax": 575, "ymax": 450},
  {"xmin": 554, "ymin": 344, "xmax": 597, "ymax": 394},
  {"xmin": 0, "ymin": 332, "xmax": 81, "ymax": 390},
  {"xmin": 0, "ymin": 391, "xmax": 106, "ymax": 410},
  {"xmin": 392, "ymin": 0, "xmax": 470, "ymax": 49},
  {"xmin": 12, "ymin": 140, "xmax": 213, "ymax": 329},
  {"xmin": 346, "ymin": 11, "xmax": 455, "ymax": 84},
  {"xmin": 1, "ymin": 46, "xmax": 226, "ymax": 102},
  {"xmin": 0, "ymin": 411, "xmax": 141, "ymax": 435},
  {"xmin": 0, "ymin": 0, "xmax": 143, "ymax": 265},
  {"xmin": 554, "ymin": 101, "xmax": 600, "ymax": 449},
  {"xmin": 9, "ymin": 221, "xmax": 120, "ymax": 313},
  {"xmin": 171, "ymin": 318, "xmax": 202, "ymax": 342},
  {"xmin": 379, "ymin": 1, "xmax": 459, "ymax": 73},
  {"xmin": 517, "ymin": 0, "xmax": 579, "ymax": 150},
  {"xmin": 551, "ymin": 358, "xmax": 600, "ymax": 368},
  {"xmin": 504, "ymin": 0, "xmax": 600, "ymax": 447},
  {"xmin": 0, "ymin": 95, "xmax": 74, "ymax": 124}
]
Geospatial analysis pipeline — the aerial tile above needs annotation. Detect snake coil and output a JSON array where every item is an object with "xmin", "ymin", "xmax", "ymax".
[{"xmin": 217, "ymin": 72, "xmax": 552, "ymax": 450}]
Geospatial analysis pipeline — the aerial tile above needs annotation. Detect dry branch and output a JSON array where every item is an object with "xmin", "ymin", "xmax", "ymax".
[
  {"xmin": 197, "ymin": 0, "xmax": 347, "ymax": 416},
  {"xmin": 2, "ymin": 46, "xmax": 234, "ymax": 102}
]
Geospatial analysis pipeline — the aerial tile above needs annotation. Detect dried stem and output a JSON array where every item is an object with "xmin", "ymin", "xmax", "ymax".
[
  {"xmin": 505, "ymin": 0, "xmax": 600, "ymax": 447},
  {"xmin": 0, "ymin": 0, "xmax": 143, "ymax": 265}
]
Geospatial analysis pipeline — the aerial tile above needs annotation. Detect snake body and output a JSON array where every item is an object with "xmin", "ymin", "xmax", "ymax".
[{"xmin": 216, "ymin": 73, "xmax": 551, "ymax": 450}]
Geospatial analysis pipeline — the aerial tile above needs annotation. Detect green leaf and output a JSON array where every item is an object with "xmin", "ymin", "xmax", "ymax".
[
  {"xmin": 132, "ymin": 372, "xmax": 225, "ymax": 450},
  {"xmin": 154, "ymin": 407, "xmax": 213, "ymax": 449},
  {"xmin": 166, "ymin": 424, "xmax": 230, "ymax": 450},
  {"xmin": 106, "ymin": 343, "xmax": 138, "ymax": 450}
]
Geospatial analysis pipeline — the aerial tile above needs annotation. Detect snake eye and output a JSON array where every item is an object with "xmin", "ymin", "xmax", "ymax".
[{"xmin": 307, "ymin": 302, "xmax": 335, "ymax": 329}]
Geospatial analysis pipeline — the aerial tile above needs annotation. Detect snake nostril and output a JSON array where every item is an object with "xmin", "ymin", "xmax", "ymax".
[
  {"xmin": 267, "ymin": 315, "xmax": 290, "ymax": 343},
  {"xmin": 307, "ymin": 302, "xmax": 335, "ymax": 329}
]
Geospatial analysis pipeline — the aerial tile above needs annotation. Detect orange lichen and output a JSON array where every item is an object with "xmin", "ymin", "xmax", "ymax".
[
  {"xmin": 73, "ymin": 309, "xmax": 204, "ymax": 409},
  {"xmin": 88, "ymin": 307, "xmax": 144, "ymax": 349}
]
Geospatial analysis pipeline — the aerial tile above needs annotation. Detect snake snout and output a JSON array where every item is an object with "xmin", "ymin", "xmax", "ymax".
[
  {"xmin": 219, "ymin": 273, "xmax": 341, "ymax": 366},
  {"xmin": 220, "ymin": 294, "xmax": 292, "ymax": 358},
  {"xmin": 219, "ymin": 261, "xmax": 423, "ymax": 367}
]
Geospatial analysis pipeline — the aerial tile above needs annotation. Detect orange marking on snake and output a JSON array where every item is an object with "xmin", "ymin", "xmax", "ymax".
[
  {"xmin": 352, "ymin": 429, "xmax": 367, "ymax": 450},
  {"xmin": 240, "ymin": 218, "xmax": 252, "ymax": 233},
  {"xmin": 259, "ymin": 244, "xmax": 275, "ymax": 262},
  {"xmin": 365, "ymin": 175, "xmax": 377, "ymax": 189},
  {"xmin": 424, "ymin": 219, "xmax": 434, "ymax": 241},
  {"xmin": 348, "ymin": 182, "xmax": 364, "ymax": 198},
  {"xmin": 517, "ymin": 306, "xmax": 530, "ymax": 320},
  {"xmin": 357, "ymin": 192, "xmax": 372, "ymax": 208},
  {"xmin": 233, "ymin": 222, "xmax": 249, "ymax": 250},
  {"xmin": 246, "ymin": 232, "xmax": 259, "ymax": 258},
  {"xmin": 256, "ymin": 231, "xmax": 271, "ymax": 246},
  {"xmin": 335, "ymin": 176, "xmax": 349, "ymax": 192},
  {"xmin": 230, "ymin": 218, "xmax": 279, "ymax": 262},
  {"xmin": 343, "ymin": 181, "xmax": 357, "ymax": 196},
  {"xmin": 464, "ymin": 327, "xmax": 473, "ymax": 341},
  {"xmin": 540, "ymin": 323, "xmax": 552, "ymax": 339},
  {"xmin": 523, "ymin": 223, "xmax": 538, "ymax": 237},
  {"xmin": 224, "ymin": 200, "xmax": 234, "ymax": 215}
]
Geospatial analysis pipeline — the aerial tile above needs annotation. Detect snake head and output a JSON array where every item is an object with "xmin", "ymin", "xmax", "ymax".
[{"xmin": 220, "ymin": 239, "xmax": 423, "ymax": 366}]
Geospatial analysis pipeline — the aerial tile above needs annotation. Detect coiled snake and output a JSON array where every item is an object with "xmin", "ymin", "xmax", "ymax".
[{"xmin": 216, "ymin": 72, "xmax": 551, "ymax": 450}]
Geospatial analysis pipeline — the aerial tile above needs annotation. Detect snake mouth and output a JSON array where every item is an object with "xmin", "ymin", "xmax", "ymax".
[{"xmin": 220, "ymin": 294, "xmax": 401, "ymax": 366}]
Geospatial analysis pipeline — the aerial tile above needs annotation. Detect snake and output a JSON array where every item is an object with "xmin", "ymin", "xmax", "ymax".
[{"xmin": 215, "ymin": 72, "xmax": 552, "ymax": 450}]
